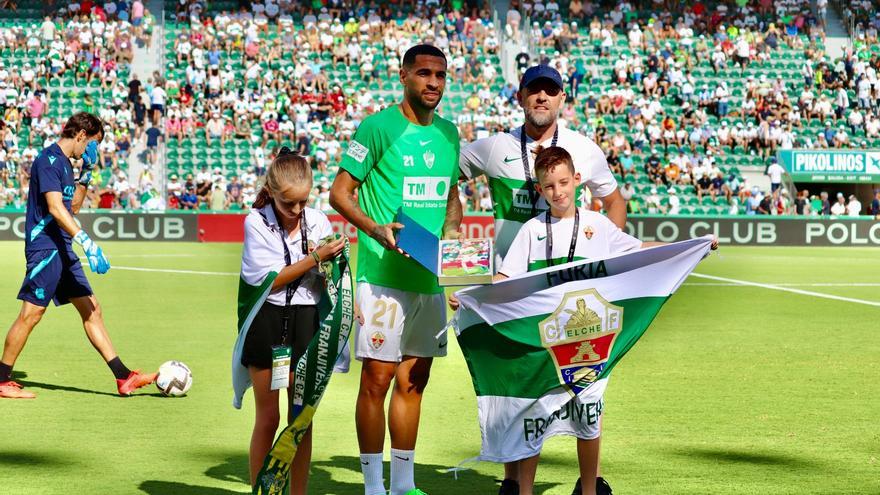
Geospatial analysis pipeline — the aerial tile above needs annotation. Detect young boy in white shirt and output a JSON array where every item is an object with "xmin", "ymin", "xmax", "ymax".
[{"xmin": 451, "ymin": 146, "xmax": 715, "ymax": 495}]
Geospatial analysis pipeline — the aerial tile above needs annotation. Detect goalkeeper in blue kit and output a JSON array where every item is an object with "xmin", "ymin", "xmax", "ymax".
[{"xmin": 0, "ymin": 113, "xmax": 157, "ymax": 399}]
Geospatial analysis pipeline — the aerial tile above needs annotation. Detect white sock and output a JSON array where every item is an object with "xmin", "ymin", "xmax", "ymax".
[
  {"xmin": 360, "ymin": 452, "xmax": 385, "ymax": 495},
  {"xmin": 390, "ymin": 448, "xmax": 416, "ymax": 495}
]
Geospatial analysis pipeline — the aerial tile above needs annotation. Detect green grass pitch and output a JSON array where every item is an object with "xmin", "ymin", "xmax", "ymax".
[{"xmin": 1, "ymin": 242, "xmax": 878, "ymax": 494}]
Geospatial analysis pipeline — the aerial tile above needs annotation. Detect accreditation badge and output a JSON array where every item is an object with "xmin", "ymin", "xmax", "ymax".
[{"xmin": 270, "ymin": 345, "xmax": 292, "ymax": 391}]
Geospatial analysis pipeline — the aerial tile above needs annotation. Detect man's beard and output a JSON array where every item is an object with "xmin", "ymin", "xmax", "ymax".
[
  {"xmin": 408, "ymin": 90, "xmax": 442, "ymax": 111},
  {"xmin": 416, "ymin": 93, "xmax": 443, "ymax": 110},
  {"xmin": 419, "ymin": 96, "xmax": 441, "ymax": 110},
  {"xmin": 524, "ymin": 108, "xmax": 556, "ymax": 128}
]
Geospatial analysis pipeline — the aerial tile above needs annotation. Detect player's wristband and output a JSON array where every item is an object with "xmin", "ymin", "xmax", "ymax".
[
  {"xmin": 311, "ymin": 251, "xmax": 321, "ymax": 265},
  {"xmin": 73, "ymin": 230, "xmax": 90, "ymax": 246}
]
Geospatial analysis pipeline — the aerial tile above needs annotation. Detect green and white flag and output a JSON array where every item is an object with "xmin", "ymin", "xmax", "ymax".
[{"xmin": 454, "ymin": 237, "xmax": 713, "ymax": 462}]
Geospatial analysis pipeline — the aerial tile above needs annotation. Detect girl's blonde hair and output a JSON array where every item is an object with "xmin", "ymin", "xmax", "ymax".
[{"xmin": 252, "ymin": 147, "xmax": 313, "ymax": 209}]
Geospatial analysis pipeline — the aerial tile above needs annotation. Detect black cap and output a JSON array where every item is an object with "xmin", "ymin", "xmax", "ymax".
[{"xmin": 519, "ymin": 65, "xmax": 564, "ymax": 91}]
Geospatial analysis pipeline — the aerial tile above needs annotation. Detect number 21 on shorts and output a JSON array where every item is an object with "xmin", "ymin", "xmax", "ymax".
[
  {"xmin": 366, "ymin": 299, "xmax": 400, "ymax": 351},
  {"xmin": 370, "ymin": 300, "xmax": 399, "ymax": 329}
]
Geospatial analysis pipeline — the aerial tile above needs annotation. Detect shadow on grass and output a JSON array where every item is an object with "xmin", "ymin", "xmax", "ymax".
[
  {"xmin": 15, "ymin": 379, "xmax": 171, "ymax": 398},
  {"xmin": 309, "ymin": 455, "xmax": 560, "ymax": 495},
  {"xmin": 16, "ymin": 380, "xmax": 120, "ymax": 397},
  {"xmin": 138, "ymin": 481, "xmax": 243, "ymax": 495},
  {"xmin": 138, "ymin": 453, "xmax": 248, "ymax": 495},
  {"xmin": 140, "ymin": 453, "xmax": 560, "ymax": 495},
  {"xmin": 0, "ymin": 451, "xmax": 74, "ymax": 467},
  {"xmin": 204, "ymin": 453, "xmax": 249, "ymax": 485},
  {"xmin": 675, "ymin": 447, "xmax": 817, "ymax": 468}
]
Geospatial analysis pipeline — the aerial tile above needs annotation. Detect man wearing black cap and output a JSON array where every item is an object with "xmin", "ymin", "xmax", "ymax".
[{"xmin": 458, "ymin": 64, "xmax": 622, "ymax": 495}]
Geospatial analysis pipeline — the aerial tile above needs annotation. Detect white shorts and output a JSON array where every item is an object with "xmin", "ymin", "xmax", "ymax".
[
  {"xmin": 567, "ymin": 394, "xmax": 604, "ymax": 441},
  {"xmin": 355, "ymin": 282, "xmax": 447, "ymax": 362},
  {"xmin": 542, "ymin": 379, "xmax": 607, "ymax": 444},
  {"xmin": 482, "ymin": 379, "xmax": 608, "ymax": 462}
]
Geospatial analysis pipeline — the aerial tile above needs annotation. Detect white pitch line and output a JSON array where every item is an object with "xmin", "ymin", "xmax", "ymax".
[
  {"xmin": 79, "ymin": 254, "xmax": 239, "ymax": 258},
  {"xmin": 100, "ymin": 254, "xmax": 202, "ymax": 258},
  {"xmin": 684, "ymin": 282, "xmax": 880, "ymax": 287},
  {"xmin": 689, "ymin": 273, "xmax": 880, "ymax": 307},
  {"xmin": 701, "ymin": 254, "xmax": 877, "ymax": 263},
  {"xmin": 109, "ymin": 265, "xmax": 238, "ymax": 277}
]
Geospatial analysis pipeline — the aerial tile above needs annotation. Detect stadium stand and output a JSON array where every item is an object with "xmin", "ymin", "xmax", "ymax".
[
  {"xmin": 0, "ymin": 0, "xmax": 155, "ymax": 210},
  {"xmin": 838, "ymin": 0, "xmax": 879, "ymax": 38},
  {"xmin": 158, "ymin": 1, "xmax": 506, "ymax": 211},
  {"xmin": 522, "ymin": 0, "xmax": 830, "ymax": 215}
]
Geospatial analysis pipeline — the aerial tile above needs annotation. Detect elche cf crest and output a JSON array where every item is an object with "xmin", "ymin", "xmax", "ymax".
[
  {"xmin": 538, "ymin": 289, "xmax": 623, "ymax": 395},
  {"xmin": 423, "ymin": 149, "xmax": 435, "ymax": 169}
]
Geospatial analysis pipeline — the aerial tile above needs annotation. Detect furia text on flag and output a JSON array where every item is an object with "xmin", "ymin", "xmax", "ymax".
[{"xmin": 452, "ymin": 237, "xmax": 713, "ymax": 462}]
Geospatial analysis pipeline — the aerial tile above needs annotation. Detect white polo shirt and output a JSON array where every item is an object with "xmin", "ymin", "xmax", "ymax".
[
  {"xmin": 766, "ymin": 163, "xmax": 785, "ymax": 184},
  {"xmin": 460, "ymin": 125, "xmax": 618, "ymax": 262},
  {"xmin": 241, "ymin": 205, "xmax": 334, "ymax": 306},
  {"xmin": 499, "ymin": 207, "xmax": 640, "ymax": 277},
  {"xmin": 151, "ymin": 87, "xmax": 166, "ymax": 106}
]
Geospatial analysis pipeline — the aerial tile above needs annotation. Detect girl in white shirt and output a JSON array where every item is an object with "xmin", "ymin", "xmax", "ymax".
[{"xmin": 238, "ymin": 148, "xmax": 345, "ymax": 494}]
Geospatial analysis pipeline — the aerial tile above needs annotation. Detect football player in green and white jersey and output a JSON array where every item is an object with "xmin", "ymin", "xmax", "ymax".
[
  {"xmin": 329, "ymin": 44, "xmax": 461, "ymax": 495},
  {"xmin": 456, "ymin": 65, "xmax": 627, "ymax": 495}
]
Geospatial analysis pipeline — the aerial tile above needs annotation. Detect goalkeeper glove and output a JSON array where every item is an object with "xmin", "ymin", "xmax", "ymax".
[
  {"xmin": 82, "ymin": 140, "xmax": 99, "ymax": 168},
  {"xmin": 78, "ymin": 140, "xmax": 99, "ymax": 187},
  {"xmin": 73, "ymin": 230, "xmax": 110, "ymax": 274}
]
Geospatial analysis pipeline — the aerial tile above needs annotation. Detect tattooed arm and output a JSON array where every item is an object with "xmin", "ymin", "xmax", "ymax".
[{"xmin": 443, "ymin": 175, "xmax": 464, "ymax": 240}]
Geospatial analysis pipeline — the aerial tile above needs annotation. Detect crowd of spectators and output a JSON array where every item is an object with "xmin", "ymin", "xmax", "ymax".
[
  {"xmin": 0, "ymin": 1, "xmax": 157, "ymax": 210},
  {"xmin": 157, "ymin": 0, "xmax": 503, "ymax": 211},
  {"xmin": 492, "ymin": 0, "xmax": 880, "ymax": 216},
  {"xmin": 125, "ymin": 0, "xmax": 880, "ymax": 217},
  {"xmin": 163, "ymin": 164, "xmax": 257, "ymax": 211},
  {"xmin": 787, "ymin": 188, "xmax": 877, "ymax": 217},
  {"xmin": 838, "ymin": 0, "xmax": 880, "ymax": 39}
]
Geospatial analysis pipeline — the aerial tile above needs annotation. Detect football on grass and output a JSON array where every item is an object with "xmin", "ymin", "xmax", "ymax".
[{"xmin": 156, "ymin": 361, "xmax": 192, "ymax": 397}]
